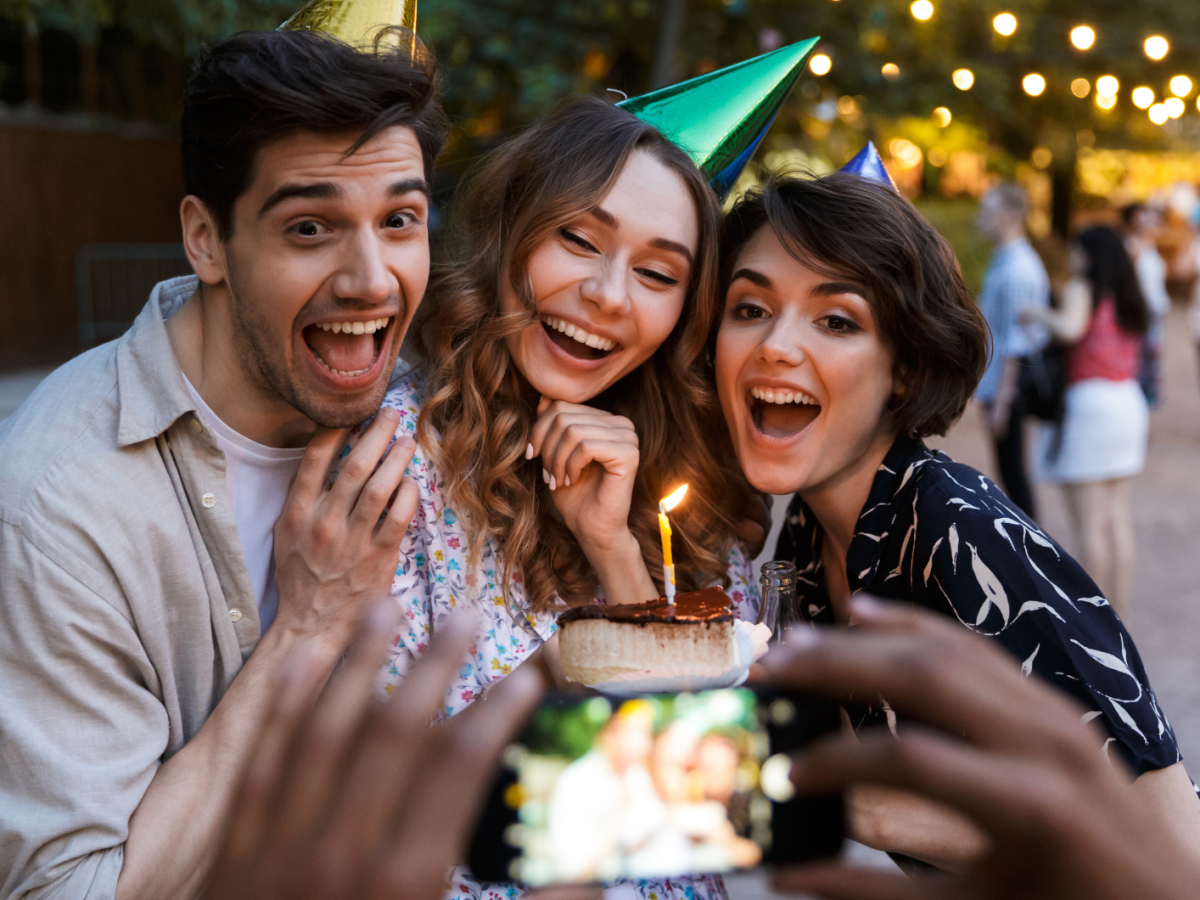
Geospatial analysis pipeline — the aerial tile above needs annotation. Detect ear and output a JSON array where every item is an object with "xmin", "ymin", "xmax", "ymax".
[{"xmin": 180, "ymin": 195, "xmax": 227, "ymax": 288}]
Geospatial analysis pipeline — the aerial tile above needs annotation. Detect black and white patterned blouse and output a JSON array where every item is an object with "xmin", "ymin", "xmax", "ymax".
[{"xmin": 776, "ymin": 435, "xmax": 1180, "ymax": 776}]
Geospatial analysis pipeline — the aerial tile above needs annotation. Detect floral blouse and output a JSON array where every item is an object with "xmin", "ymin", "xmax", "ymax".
[
  {"xmin": 335, "ymin": 367, "xmax": 760, "ymax": 900},
  {"xmin": 776, "ymin": 435, "xmax": 1179, "ymax": 776}
]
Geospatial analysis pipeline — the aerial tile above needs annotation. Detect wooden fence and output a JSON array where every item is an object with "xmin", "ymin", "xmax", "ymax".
[{"xmin": 0, "ymin": 117, "xmax": 184, "ymax": 370}]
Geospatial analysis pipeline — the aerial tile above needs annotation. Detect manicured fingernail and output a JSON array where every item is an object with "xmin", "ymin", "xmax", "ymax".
[
  {"xmin": 564, "ymin": 475, "xmax": 571, "ymax": 487},
  {"xmin": 525, "ymin": 443, "xmax": 534, "ymax": 460},
  {"xmin": 542, "ymin": 468, "xmax": 550, "ymax": 484},
  {"xmin": 549, "ymin": 475, "xmax": 557, "ymax": 491}
]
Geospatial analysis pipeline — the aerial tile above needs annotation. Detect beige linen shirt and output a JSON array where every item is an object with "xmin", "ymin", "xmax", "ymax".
[{"xmin": 0, "ymin": 276, "xmax": 262, "ymax": 900}]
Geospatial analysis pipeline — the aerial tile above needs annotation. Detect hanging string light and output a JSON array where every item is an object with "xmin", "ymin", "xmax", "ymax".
[
  {"xmin": 1071, "ymin": 78, "xmax": 1091, "ymax": 98},
  {"xmin": 809, "ymin": 53, "xmax": 832, "ymax": 75},
  {"xmin": 1096, "ymin": 75, "xmax": 1119, "ymax": 98},
  {"xmin": 1144, "ymin": 35, "xmax": 1169, "ymax": 61},
  {"xmin": 1164, "ymin": 97, "xmax": 1185, "ymax": 118},
  {"xmin": 952, "ymin": 68, "xmax": 974, "ymax": 90},
  {"xmin": 1148, "ymin": 103, "xmax": 1169, "ymax": 124},
  {"xmin": 1022, "ymin": 73, "xmax": 1046, "ymax": 96},
  {"xmin": 993, "ymin": 13, "xmax": 1017, "ymax": 36},
  {"xmin": 1132, "ymin": 86, "xmax": 1155, "ymax": 109},
  {"xmin": 1170, "ymin": 75, "xmax": 1193, "ymax": 98},
  {"xmin": 933, "ymin": 106, "xmax": 952, "ymax": 126},
  {"xmin": 911, "ymin": 1, "xmax": 934, "ymax": 22},
  {"xmin": 1070, "ymin": 25, "xmax": 1095, "ymax": 50}
]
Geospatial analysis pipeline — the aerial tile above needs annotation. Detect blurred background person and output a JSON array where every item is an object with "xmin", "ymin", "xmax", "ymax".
[
  {"xmin": 1122, "ymin": 203, "xmax": 1170, "ymax": 407},
  {"xmin": 975, "ymin": 183, "xmax": 1051, "ymax": 521},
  {"xmin": 1025, "ymin": 227, "xmax": 1150, "ymax": 616}
]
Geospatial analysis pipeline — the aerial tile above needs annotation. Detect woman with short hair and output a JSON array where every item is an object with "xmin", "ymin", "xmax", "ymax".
[{"xmin": 713, "ymin": 174, "xmax": 1198, "ymax": 870}]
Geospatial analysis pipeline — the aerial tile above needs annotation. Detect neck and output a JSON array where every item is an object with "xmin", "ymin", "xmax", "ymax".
[
  {"xmin": 995, "ymin": 228, "xmax": 1025, "ymax": 248},
  {"xmin": 166, "ymin": 283, "xmax": 316, "ymax": 448},
  {"xmin": 801, "ymin": 427, "xmax": 899, "ymax": 567}
]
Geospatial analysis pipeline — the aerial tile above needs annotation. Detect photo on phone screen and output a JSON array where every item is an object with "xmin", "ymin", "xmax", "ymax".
[{"xmin": 468, "ymin": 687, "xmax": 844, "ymax": 886}]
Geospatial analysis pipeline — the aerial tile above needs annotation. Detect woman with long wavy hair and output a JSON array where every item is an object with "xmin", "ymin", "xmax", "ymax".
[{"xmin": 336, "ymin": 96, "xmax": 764, "ymax": 900}]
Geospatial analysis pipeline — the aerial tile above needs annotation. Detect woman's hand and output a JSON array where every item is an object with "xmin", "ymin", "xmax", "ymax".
[{"xmin": 528, "ymin": 397, "xmax": 657, "ymax": 604}]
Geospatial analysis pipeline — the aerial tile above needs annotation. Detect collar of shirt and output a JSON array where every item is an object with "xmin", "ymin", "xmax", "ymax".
[
  {"xmin": 116, "ymin": 275, "xmax": 201, "ymax": 447},
  {"xmin": 782, "ymin": 435, "xmax": 931, "ymax": 623}
]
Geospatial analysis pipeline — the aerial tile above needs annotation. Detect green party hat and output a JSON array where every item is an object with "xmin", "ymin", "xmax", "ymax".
[
  {"xmin": 619, "ymin": 38, "xmax": 818, "ymax": 198},
  {"xmin": 279, "ymin": 0, "xmax": 417, "ymax": 48}
]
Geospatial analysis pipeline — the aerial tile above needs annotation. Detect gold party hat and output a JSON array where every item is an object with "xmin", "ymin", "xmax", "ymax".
[{"xmin": 279, "ymin": 0, "xmax": 417, "ymax": 49}]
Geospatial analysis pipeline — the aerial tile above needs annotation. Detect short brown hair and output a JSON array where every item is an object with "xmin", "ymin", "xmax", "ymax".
[
  {"xmin": 182, "ymin": 28, "xmax": 449, "ymax": 239},
  {"xmin": 721, "ymin": 174, "xmax": 988, "ymax": 437}
]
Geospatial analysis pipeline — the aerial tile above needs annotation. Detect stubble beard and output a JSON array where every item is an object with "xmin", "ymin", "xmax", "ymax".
[{"xmin": 224, "ymin": 261, "xmax": 400, "ymax": 428}]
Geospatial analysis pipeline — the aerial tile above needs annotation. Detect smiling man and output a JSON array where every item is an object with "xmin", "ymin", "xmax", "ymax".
[{"xmin": 0, "ymin": 29, "xmax": 447, "ymax": 900}]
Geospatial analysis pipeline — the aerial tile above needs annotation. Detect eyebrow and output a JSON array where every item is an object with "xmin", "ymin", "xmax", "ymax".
[
  {"xmin": 258, "ymin": 177, "xmax": 430, "ymax": 218},
  {"xmin": 812, "ymin": 281, "xmax": 869, "ymax": 299},
  {"xmin": 585, "ymin": 206, "xmax": 694, "ymax": 265},
  {"xmin": 730, "ymin": 268, "xmax": 772, "ymax": 288}
]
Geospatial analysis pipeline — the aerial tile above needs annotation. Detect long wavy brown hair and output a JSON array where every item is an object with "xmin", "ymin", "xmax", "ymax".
[{"xmin": 409, "ymin": 96, "xmax": 761, "ymax": 613}]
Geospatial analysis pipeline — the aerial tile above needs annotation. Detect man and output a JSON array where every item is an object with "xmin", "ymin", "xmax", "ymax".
[
  {"xmin": 974, "ymin": 182, "xmax": 1050, "ymax": 520},
  {"xmin": 0, "ymin": 29, "xmax": 447, "ymax": 900},
  {"xmin": 1121, "ymin": 202, "xmax": 1170, "ymax": 406}
]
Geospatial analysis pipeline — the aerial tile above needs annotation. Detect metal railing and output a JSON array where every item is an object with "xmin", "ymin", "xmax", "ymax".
[{"xmin": 75, "ymin": 243, "xmax": 193, "ymax": 351}]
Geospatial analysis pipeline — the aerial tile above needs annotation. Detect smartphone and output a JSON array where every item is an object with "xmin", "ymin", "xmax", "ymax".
[{"xmin": 467, "ymin": 687, "xmax": 844, "ymax": 886}]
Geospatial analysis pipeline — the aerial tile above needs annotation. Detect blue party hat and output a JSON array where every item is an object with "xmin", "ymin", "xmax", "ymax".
[{"xmin": 840, "ymin": 142, "xmax": 897, "ymax": 190}]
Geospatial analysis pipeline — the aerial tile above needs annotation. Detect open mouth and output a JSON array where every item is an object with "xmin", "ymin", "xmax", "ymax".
[
  {"xmin": 541, "ymin": 315, "xmax": 619, "ymax": 361},
  {"xmin": 748, "ymin": 386, "xmax": 821, "ymax": 439},
  {"xmin": 302, "ymin": 316, "xmax": 392, "ymax": 378}
]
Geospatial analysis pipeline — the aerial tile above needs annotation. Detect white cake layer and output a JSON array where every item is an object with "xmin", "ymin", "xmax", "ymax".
[{"xmin": 558, "ymin": 618, "xmax": 738, "ymax": 684}]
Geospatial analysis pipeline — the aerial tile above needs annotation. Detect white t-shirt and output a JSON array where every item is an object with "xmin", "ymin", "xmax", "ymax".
[{"xmin": 183, "ymin": 375, "xmax": 306, "ymax": 633}]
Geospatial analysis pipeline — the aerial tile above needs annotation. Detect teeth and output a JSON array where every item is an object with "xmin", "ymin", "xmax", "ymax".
[
  {"xmin": 541, "ymin": 316, "xmax": 616, "ymax": 352},
  {"xmin": 750, "ymin": 386, "xmax": 817, "ymax": 406},
  {"xmin": 316, "ymin": 317, "xmax": 391, "ymax": 334}
]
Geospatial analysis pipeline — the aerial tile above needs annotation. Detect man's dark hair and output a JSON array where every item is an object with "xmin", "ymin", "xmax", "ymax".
[
  {"xmin": 721, "ymin": 174, "xmax": 989, "ymax": 438},
  {"xmin": 182, "ymin": 29, "xmax": 449, "ymax": 239}
]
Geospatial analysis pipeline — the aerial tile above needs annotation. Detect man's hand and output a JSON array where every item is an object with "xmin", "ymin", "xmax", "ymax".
[
  {"xmin": 272, "ymin": 408, "xmax": 419, "ymax": 654},
  {"xmin": 761, "ymin": 598, "xmax": 1200, "ymax": 900},
  {"xmin": 208, "ymin": 605, "xmax": 543, "ymax": 900}
]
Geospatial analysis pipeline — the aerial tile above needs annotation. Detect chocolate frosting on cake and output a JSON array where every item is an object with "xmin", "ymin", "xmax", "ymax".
[{"xmin": 558, "ymin": 586, "xmax": 734, "ymax": 626}]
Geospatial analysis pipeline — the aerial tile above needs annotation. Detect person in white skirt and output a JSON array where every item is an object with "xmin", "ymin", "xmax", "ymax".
[{"xmin": 1024, "ymin": 226, "xmax": 1151, "ymax": 615}]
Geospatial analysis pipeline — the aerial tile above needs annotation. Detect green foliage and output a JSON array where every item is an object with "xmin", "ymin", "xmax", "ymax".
[{"xmin": 915, "ymin": 195, "xmax": 989, "ymax": 294}]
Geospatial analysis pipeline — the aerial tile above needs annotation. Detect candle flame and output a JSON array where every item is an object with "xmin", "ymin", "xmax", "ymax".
[{"xmin": 660, "ymin": 484, "xmax": 688, "ymax": 513}]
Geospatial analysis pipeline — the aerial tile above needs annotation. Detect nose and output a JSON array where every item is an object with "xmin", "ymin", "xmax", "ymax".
[
  {"xmin": 758, "ymin": 313, "xmax": 807, "ymax": 368},
  {"xmin": 578, "ymin": 258, "xmax": 630, "ymax": 316},
  {"xmin": 331, "ymin": 228, "xmax": 396, "ymax": 307}
]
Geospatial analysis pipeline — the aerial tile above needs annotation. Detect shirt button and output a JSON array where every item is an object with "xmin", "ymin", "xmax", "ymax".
[
  {"xmin": 191, "ymin": 418, "xmax": 203, "ymax": 433},
  {"xmin": 229, "ymin": 608, "xmax": 243, "ymax": 622},
  {"xmin": 202, "ymin": 492, "xmax": 216, "ymax": 508}
]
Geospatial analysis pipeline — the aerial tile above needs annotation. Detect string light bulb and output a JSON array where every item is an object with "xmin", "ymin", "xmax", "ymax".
[
  {"xmin": 933, "ymin": 106, "xmax": 952, "ymax": 127},
  {"xmin": 1164, "ymin": 97, "xmax": 1185, "ymax": 118},
  {"xmin": 1070, "ymin": 26, "xmax": 1095, "ymax": 51},
  {"xmin": 1170, "ymin": 75, "xmax": 1193, "ymax": 98},
  {"xmin": 1149, "ymin": 103, "xmax": 1169, "ymax": 124},
  {"xmin": 810, "ymin": 53, "xmax": 832, "ymax": 75},
  {"xmin": 1144, "ymin": 36, "xmax": 1169, "ymax": 61},
  {"xmin": 1071, "ymin": 78, "xmax": 1091, "ymax": 98},
  {"xmin": 1096, "ymin": 93, "xmax": 1117, "ymax": 110},
  {"xmin": 1132, "ymin": 86, "xmax": 1155, "ymax": 109},
  {"xmin": 911, "ymin": 0, "xmax": 934, "ymax": 21},
  {"xmin": 1096, "ymin": 75, "xmax": 1119, "ymax": 98},
  {"xmin": 953, "ymin": 68, "xmax": 974, "ymax": 90},
  {"xmin": 1023, "ymin": 73, "xmax": 1046, "ymax": 97},
  {"xmin": 882, "ymin": 62, "xmax": 901, "ymax": 80},
  {"xmin": 993, "ymin": 13, "xmax": 1017, "ymax": 36}
]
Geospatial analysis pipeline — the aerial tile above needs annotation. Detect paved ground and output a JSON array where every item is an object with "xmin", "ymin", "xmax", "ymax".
[{"xmin": 4, "ymin": 305, "xmax": 1199, "ymax": 894}]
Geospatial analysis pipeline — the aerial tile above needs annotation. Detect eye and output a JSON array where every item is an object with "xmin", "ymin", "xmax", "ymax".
[
  {"xmin": 731, "ymin": 301, "xmax": 769, "ymax": 321},
  {"xmin": 560, "ymin": 228, "xmax": 599, "ymax": 253},
  {"xmin": 821, "ymin": 314, "xmax": 861, "ymax": 334},
  {"xmin": 636, "ymin": 268, "xmax": 679, "ymax": 286},
  {"xmin": 293, "ymin": 220, "xmax": 328, "ymax": 238},
  {"xmin": 385, "ymin": 211, "xmax": 417, "ymax": 229}
]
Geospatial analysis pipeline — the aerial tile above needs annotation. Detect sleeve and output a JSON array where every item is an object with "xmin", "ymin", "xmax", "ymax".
[
  {"xmin": 909, "ymin": 477, "xmax": 1179, "ymax": 775},
  {"xmin": 999, "ymin": 262, "xmax": 1046, "ymax": 359},
  {"xmin": 723, "ymin": 542, "xmax": 760, "ymax": 622},
  {"xmin": 0, "ymin": 524, "xmax": 169, "ymax": 900}
]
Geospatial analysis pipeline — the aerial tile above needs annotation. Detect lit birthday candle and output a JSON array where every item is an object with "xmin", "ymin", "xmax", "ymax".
[{"xmin": 658, "ymin": 485, "xmax": 688, "ymax": 603}]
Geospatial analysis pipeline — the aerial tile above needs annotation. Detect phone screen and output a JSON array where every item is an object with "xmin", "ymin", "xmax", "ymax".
[{"xmin": 468, "ymin": 688, "xmax": 843, "ymax": 885}]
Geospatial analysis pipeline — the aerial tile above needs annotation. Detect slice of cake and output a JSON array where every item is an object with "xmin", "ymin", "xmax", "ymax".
[{"xmin": 557, "ymin": 586, "xmax": 738, "ymax": 685}]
